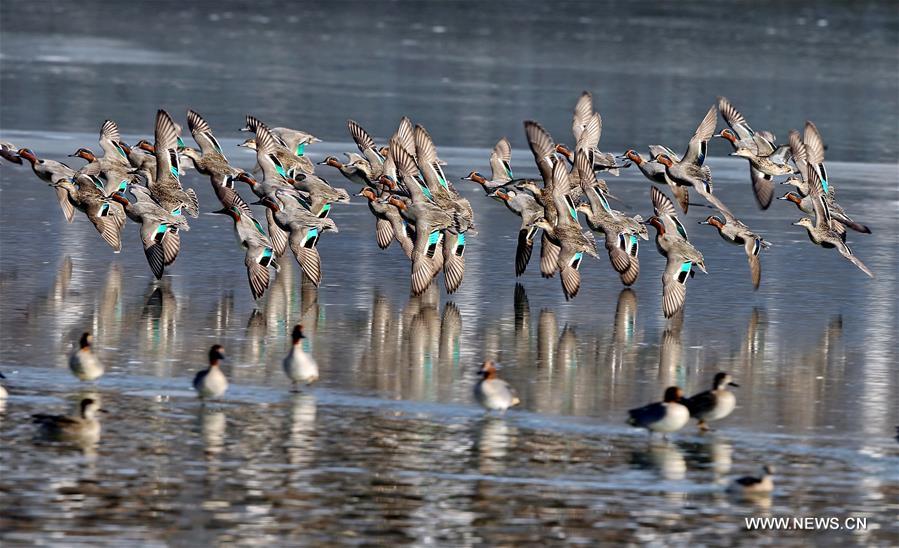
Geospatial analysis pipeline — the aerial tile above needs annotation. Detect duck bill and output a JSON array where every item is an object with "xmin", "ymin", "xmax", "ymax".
[
  {"xmin": 728, "ymin": 382, "xmax": 740, "ymax": 387},
  {"xmin": 697, "ymin": 220, "xmax": 710, "ymax": 225}
]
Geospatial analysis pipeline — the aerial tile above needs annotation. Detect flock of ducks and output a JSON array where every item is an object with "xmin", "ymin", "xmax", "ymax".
[
  {"xmin": 2, "ymin": 92, "xmax": 874, "ymax": 318},
  {"xmin": 1, "ymin": 328, "xmax": 768, "ymax": 496}
]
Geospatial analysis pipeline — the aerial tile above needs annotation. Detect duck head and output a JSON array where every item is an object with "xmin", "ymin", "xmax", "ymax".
[
  {"xmin": 235, "ymin": 172, "xmax": 258, "ymax": 187},
  {"xmin": 653, "ymin": 153, "xmax": 674, "ymax": 167},
  {"xmin": 781, "ymin": 176, "xmax": 803, "ymax": 188},
  {"xmin": 136, "ymin": 139, "xmax": 155, "ymax": 153},
  {"xmin": 714, "ymin": 128, "xmax": 739, "ymax": 144},
  {"xmin": 387, "ymin": 196, "xmax": 407, "ymax": 210},
  {"xmin": 110, "ymin": 189, "xmax": 133, "ymax": 207},
  {"xmin": 489, "ymin": 188, "xmax": 512, "ymax": 202},
  {"xmin": 378, "ymin": 174, "xmax": 398, "ymax": 190},
  {"xmin": 698, "ymin": 215, "xmax": 725, "ymax": 228},
  {"xmin": 575, "ymin": 202, "xmax": 593, "ymax": 216},
  {"xmin": 713, "ymin": 372, "xmax": 739, "ymax": 389},
  {"xmin": 16, "ymin": 148, "xmax": 38, "ymax": 164},
  {"xmin": 663, "ymin": 386, "xmax": 684, "ymax": 403},
  {"xmin": 318, "ymin": 155, "xmax": 343, "ymax": 168},
  {"xmin": 291, "ymin": 324, "xmax": 306, "ymax": 343},
  {"xmin": 762, "ymin": 464, "xmax": 775, "ymax": 477},
  {"xmin": 357, "ymin": 187, "xmax": 378, "ymax": 202},
  {"xmin": 791, "ymin": 217, "xmax": 814, "ymax": 230},
  {"xmin": 621, "ymin": 149, "xmax": 643, "ymax": 165},
  {"xmin": 778, "ymin": 191, "xmax": 803, "ymax": 206},
  {"xmin": 251, "ymin": 196, "xmax": 280, "ymax": 212},
  {"xmin": 237, "ymin": 138, "xmax": 257, "ymax": 150},
  {"xmin": 212, "ymin": 205, "xmax": 241, "ymax": 222},
  {"xmin": 644, "ymin": 215, "xmax": 665, "ymax": 234},
  {"xmin": 554, "ymin": 143, "xmax": 574, "ymax": 161},
  {"xmin": 208, "ymin": 344, "xmax": 226, "ymax": 365},
  {"xmin": 730, "ymin": 147, "xmax": 756, "ymax": 159},
  {"xmin": 80, "ymin": 398, "xmax": 105, "ymax": 419},
  {"xmin": 462, "ymin": 171, "xmax": 488, "ymax": 185},
  {"xmin": 478, "ymin": 360, "xmax": 498, "ymax": 380},
  {"xmin": 79, "ymin": 332, "xmax": 93, "ymax": 349},
  {"xmin": 69, "ymin": 148, "xmax": 96, "ymax": 162}
]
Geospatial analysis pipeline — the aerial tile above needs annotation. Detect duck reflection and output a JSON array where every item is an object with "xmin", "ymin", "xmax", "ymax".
[
  {"xmin": 679, "ymin": 437, "xmax": 733, "ymax": 481},
  {"xmin": 630, "ymin": 439, "xmax": 687, "ymax": 482},
  {"xmin": 199, "ymin": 407, "xmax": 226, "ymax": 459},
  {"xmin": 284, "ymin": 393, "xmax": 317, "ymax": 468},
  {"xmin": 473, "ymin": 416, "xmax": 517, "ymax": 475},
  {"xmin": 659, "ymin": 310, "xmax": 684, "ymax": 387},
  {"xmin": 138, "ymin": 280, "xmax": 179, "ymax": 374}
]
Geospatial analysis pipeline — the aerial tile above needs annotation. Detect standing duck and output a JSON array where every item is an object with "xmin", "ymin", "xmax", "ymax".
[
  {"xmin": 193, "ymin": 345, "xmax": 229, "ymax": 400},
  {"xmin": 212, "ymin": 186, "xmax": 279, "ymax": 301},
  {"xmin": 283, "ymin": 324, "xmax": 319, "ymax": 390},
  {"xmin": 627, "ymin": 386, "xmax": 690, "ymax": 435},
  {"xmin": 698, "ymin": 209, "xmax": 770, "ymax": 289},
  {"xmin": 69, "ymin": 332, "xmax": 104, "ymax": 381},
  {"xmin": 683, "ymin": 372, "xmax": 739, "ymax": 431},
  {"xmin": 647, "ymin": 187, "xmax": 707, "ymax": 318},
  {"xmin": 716, "ymin": 97, "xmax": 783, "ymax": 209},
  {"xmin": 17, "ymin": 148, "xmax": 77, "ymax": 222},
  {"xmin": 473, "ymin": 361, "xmax": 520, "ymax": 412},
  {"xmin": 111, "ymin": 184, "xmax": 189, "ymax": 279},
  {"xmin": 33, "ymin": 398, "xmax": 105, "ymax": 443}
]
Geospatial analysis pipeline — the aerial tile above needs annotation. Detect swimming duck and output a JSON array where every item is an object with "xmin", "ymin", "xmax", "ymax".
[
  {"xmin": 283, "ymin": 324, "xmax": 319, "ymax": 390},
  {"xmin": 193, "ymin": 345, "xmax": 229, "ymax": 400},
  {"xmin": 150, "ymin": 110, "xmax": 200, "ymax": 217},
  {"xmin": 212, "ymin": 186, "xmax": 279, "ymax": 300},
  {"xmin": 357, "ymin": 187, "xmax": 414, "ymax": 257},
  {"xmin": 474, "ymin": 361, "xmax": 521, "ymax": 412},
  {"xmin": 728, "ymin": 465, "xmax": 774, "ymax": 495},
  {"xmin": 51, "ymin": 174, "xmax": 126, "ymax": 251},
  {"xmin": 683, "ymin": 372, "xmax": 739, "ymax": 431},
  {"xmin": 698, "ymin": 210, "xmax": 770, "ymax": 290},
  {"xmin": 627, "ymin": 386, "xmax": 690, "ymax": 435},
  {"xmin": 33, "ymin": 398, "xmax": 105, "ymax": 443},
  {"xmin": 111, "ymin": 183, "xmax": 189, "ymax": 279},
  {"xmin": 489, "ymin": 187, "xmax": 544, "ymax": 276},
  {"xmin": 652, "ymin": 106, "xmax": 718, "ymax": 213},
  {"xmin": 716, "ymin": 97, "xmax": 782, "ymax": 209},
  {"xmin": 575, "ymin": 153, "xmax": 647, "ymax": 286},
  {"xmin": 791, "ymin": 165, "xmax": 874, "ymax": 278},
  {"xmin": 240, "ymin": 115, "xmax": 320, "ymax": 157},
  {"xmin": 69, "ymin": 332, "xmax": 104, "ymax": 381},
  {"xmin": 17, "ymin": 148, "xmax": 77, "ymax": 222}
]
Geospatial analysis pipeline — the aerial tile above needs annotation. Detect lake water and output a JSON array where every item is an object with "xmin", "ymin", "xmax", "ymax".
[{"xmin": 1, "ymin": 1, "xmax": 898, "ymax": 545}]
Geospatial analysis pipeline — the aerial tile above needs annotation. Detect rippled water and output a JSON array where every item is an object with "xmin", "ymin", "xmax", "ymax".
[{"xmin": 2, "ymin": 0, "xmax": 899, "ymax": 545}]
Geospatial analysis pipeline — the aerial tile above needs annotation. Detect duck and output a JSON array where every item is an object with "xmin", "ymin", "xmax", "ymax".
[
  {"xmin": 728, "ymin": 465, "xmax": 774, "ymax": 495},
  {"xmin": 652, "ymin": 105, "xmax": 719, "ymax": 213},
  {"xmin": 240, "ymin": 115, "xmax": 315, "ymax": 175},
  {"xmin": 473, "ymin": 361, "xmax": 521, "ymax": 412},
  {"xmin": 69, "ymin": 331, "xmax": 105, "ymax": 381},
  {"xmin": 575, "ymin": 153, "xmax": 647, "ymax": 286},
  {"xmin": 620, "ymin": 148, "xmax": 670, "ymax": 187},
  {"xmin": 791, "ymin": 164, "xmax": 874, "ymax": 278},
  {"xmin": 240, "ymin": 115, "xmax": 321, "ymax": 157},
  {"xmin": 110, "ymin": 183, "xmax": 189, "ymax": 279},
  {"xmin": 531, "ymin": 159, "xmax": 599, "ymax": 300},
  {"xmin": 0, "ymin": 371, "xmax": 7, "ymax": 399},
  {"xmin": 193, "ymin": 345, "xmax": 229, "ymax": 400},
  {"xmin": 522, "ymin": 120, "xmax": 564, "ymax": 279},
  {"xmin": 33, "ymin": 398, "xmax": 105, "ymax": 443},
  {"xmin": 698, "ymin": 210, "xmax": 770, "ymax": 290},
  {"xmin": 557, "ymin": 91, "xmax": 627, "ymax": 176},
  {"xmin": 16, "ymin": 148, "xmax": 77, "ymax": 222},
  {"xmin": 488, "ymin": 187, "xmax": 544, "ymax": 276},
  {"xmin": 463, "ymin": 137, "xmax": 518, "ymax": 193},
  {"xmin": 347, "ymin": 119, "xmax": 387, "ymax": 174},
  {"xmin": 357, "ymin": 187, "xmax": 414, "ymax": 257},
  {"xmin": 715, "ymin": 97, "xmax": 783, "ymax": 209},
  {"xmin": 181, "ymin": 109, "xmax": 244, "ymax": 189},
  {"xmin": 51, "ymin": 174, "xmax": 126, "ymax": 252},
  {"xmin": 730, "ymin": 145, "xmax": 795, "ymax": 177},
  {"xmin": 683, "ymin": 372, "xmax": 739, "ymax": 431},
  {"xmin": 648, "ymin": 187, "xmax": 707, "ymax": 317},
  {"xmin": 317, "ymin": 155, "xmax": 375, "ymax": 187},
  {"xmin": 212, "ymin": 186, "xmax": 279, "ymax": 300},
  {"xmin": 627, "ymin": 386, "xmax": 690, "ymax": 435},
  {"xmin": 253, "ymin": 190, "xmax": 339, "ymax": 287},
  {"xmin": 283, "ymin": 324, "xmax": 319, "ymax": 390},
  {"xmin": 68, "ymin": 145, "xmax": 135, "ymax": 197},
  {"xmin": 150, "ymin": 109, "xmax": 199, "ymax": 217}
]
